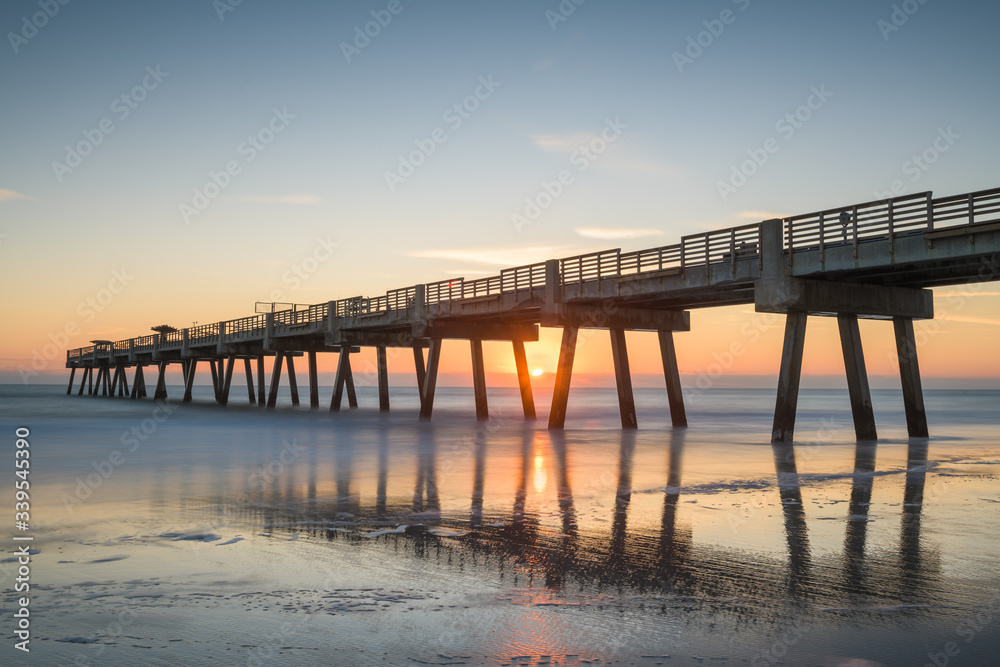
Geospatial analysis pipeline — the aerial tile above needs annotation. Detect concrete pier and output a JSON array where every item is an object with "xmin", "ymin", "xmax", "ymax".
[{"xmin": 65, "ymin": 186, "xmax": 1000, "ymax": 436}]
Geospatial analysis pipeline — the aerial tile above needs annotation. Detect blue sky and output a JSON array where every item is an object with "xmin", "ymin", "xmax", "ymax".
[{"xmin": 2, "ymin": 0, "xmax": 999, "ymax": 379}]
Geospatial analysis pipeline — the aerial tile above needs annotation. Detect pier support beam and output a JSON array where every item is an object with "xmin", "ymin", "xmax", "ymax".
[
  {"xmin": 220, "ymin": 356, "xmax": 235, "ymax": 406},
  {"xmin": 257, "ymin": 356, "xmax": 265, "ymax": 407},
  {"xmin": 413, "ymin": 344, "xmax": 427, "ymax": 409},
  {"xmin": 209, "ymin": 361, "xmax": 220, "ymax": 402},
  {"xmin": 132, "ymin": 364, "xmax": 146, "ymax": 399},
  {"xmin": 771, "ymin": 312, "xmax": 807, "ymax": 443},
  {"xmin": 377, "ymin": 345, "xmax": 390, "ymax": 412},
  {"xmin": 548, "ymin": 326, "xmax": 578, "ymax": 430},
  {"xmin": 286, "ymin": 354, "xmax": 299, "ymax": 406},
  {"xmin": 610, "ymin": 329, "xmax": 637, "ymax": 429},
  {"xmin": 244, "ymin": 358, "xmax": 255, "ymax": 404},
  {"xmin": 838, "ymin": 314, "xmax": 877, "ymax": 441},
  {"xmin": 658, "ymin": 330, "xmax": 687, "ymax": 427},
  {"xmin": 266, "ymin": 353, "xmax": 284, "ymax": 409},
  {"xmin": 154, "ymin": 361, "xmax": 168, "ymax": 400},
  {"xmin": 419, "ymin": 339, "xmax": 442, "ymax": 421},
  {"xmin": 512, "ymin": 340, "xmax": 536, "ymax": 420},
  {"xmin": 77, "ymin": 367, "xmax": 90, "ymax": 395},
  {"xmin": 308, "ymin": 351, "xmax": 319, "ymax": 409},
  {"xmin": 96, "ymin": 366, "xmax": 109, "ymax": 397},
  {"xmin": 471, "ymin": 340, "xmax": 488, "ymax": 421},
  {"xmin": 331, "ymin": 348, "xmax": 358, "ymax": 411},
  {"xmin": 66, "ymin": 367, "xmax": 76, "ymax": 395},
  {"xmin": 893, "ymin": 317, "xmax": 929, "ymax": 437},
  {"xmin": 183, "ymin": 359, "xmax": 198, "ymax": 403},
  {"xmin": 117, "ymin": 365, "xmax": 129, "ymax": 397}
]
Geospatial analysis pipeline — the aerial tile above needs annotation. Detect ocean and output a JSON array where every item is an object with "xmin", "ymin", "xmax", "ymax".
[{"xmin": 1, "ymin": 384, "xmax": 999, "ymax": 666}]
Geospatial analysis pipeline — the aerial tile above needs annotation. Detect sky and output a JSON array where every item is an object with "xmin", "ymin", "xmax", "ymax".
[{"xmin": 2, "ymin": 0, "xmax": 999, "ymax": 388}]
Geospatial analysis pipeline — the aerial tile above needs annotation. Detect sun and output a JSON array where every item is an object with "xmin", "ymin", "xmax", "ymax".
[{"xmin": 531, "ymin": 368, "xmax": 544, "ymax": 376}]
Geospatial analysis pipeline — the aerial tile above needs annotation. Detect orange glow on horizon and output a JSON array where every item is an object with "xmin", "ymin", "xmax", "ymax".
[{"xmin": 6, "ymin": 293, "xmax": 1000, "ymax": 384}]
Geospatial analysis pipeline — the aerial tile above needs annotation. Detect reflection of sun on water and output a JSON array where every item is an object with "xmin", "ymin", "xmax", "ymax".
[{"xmin": 533, "ymin": 453, "xmax": 547, "ymax": 493}]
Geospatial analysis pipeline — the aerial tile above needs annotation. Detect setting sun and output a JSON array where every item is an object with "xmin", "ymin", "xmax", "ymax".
[{"xmin": 532, "ymin": 368, "xmax": 544, "ymax": 376}]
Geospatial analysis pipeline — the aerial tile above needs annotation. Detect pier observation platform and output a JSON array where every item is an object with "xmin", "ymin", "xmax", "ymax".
[{"xmin": 66, "ymin": 186, "xmax": 1000, "ymax": 442}]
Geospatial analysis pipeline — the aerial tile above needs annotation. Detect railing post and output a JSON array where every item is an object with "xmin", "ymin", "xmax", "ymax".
[
  {"xmin": 851, "ymin": 205, "xmax": 859, "ymax": 259},
  {"xmin": 413, "ymin": 284, "xmax": 427, "ymax": 322},
  {"xmin": 181, "ymin": 329, "xmax": 189, "ymax": 357},
  {"xmin": 786, "ymin": 218, "xmax": 794, "ymax": 267},
  {"xmin": 888, "ymin": 200, "xmax": 895, "ymax": 256},
  {"xmin": 817, "ymin": 212, "xmax": 826, "ymax": 268},
  {"xmin": 969, "ymin": 192, "xmax": 975, "ymax": 225},
  {"xmin": 264, "ymin": 313, "xmax": 274, "ymax": 350},
  {"xmin": 544, "ymin": 259, "xmax": 561, "ymax": 305},
  {"xmin": 730, "ymin": 227, "xmax": 736, "ymax": 278},
  {"xmin": 704, "ymin": 232, "xmax": 710, "ymax": 280},
  {"xmin": 759, "ymin": 219, "xmax": 784, "ymax": 279},
  {"xmin": 926, "ymin": 191, "xmax": 934, "ymax": 248},
  {"xmin": 217, "ymin": 321, "xmax": 226, "ymax": 355}
]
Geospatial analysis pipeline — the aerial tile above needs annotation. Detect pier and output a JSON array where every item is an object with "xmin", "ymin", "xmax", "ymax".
[{"xmin": 66, "ymin": 186, "xmax": 1000, "ymax": 441}]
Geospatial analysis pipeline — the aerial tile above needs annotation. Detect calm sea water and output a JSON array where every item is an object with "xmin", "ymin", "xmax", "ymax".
[{"xmin": 1, "ymin": 384, "xmax": 999, "ymax": 666}]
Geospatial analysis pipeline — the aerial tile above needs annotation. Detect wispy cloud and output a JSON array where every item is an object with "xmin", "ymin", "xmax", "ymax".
[
  {"xmin": 0, "ymin": 189, "xmax": 31, "ymax": 203},
  {"xmin": 407, "ymin": 246, "xmax": 568, "ymax": 267},
  {"xmin": 245, "ymin": 193, "xmax": 322, "ymax": 205},
  {"xmin": 575, "ymin": 227, "xmax": 665, "ymax": 241},
  {"xmin": 443, "ymin": 269, "xmax": 499, "ymax": 276},
  {"xmin": 531, "ymin": 56, "xmax": 556, "ymax": 72},
  {"xmin": 934, "ymin": 290, "xmax": 1000, "ymax": 298},
  {"xmin": 530, "ymin": 132, "xmax": 598, "ymax": 153},
  {"xmin": 939, "ymin": 314, "xmax": 1000, "ymax": 326},
  {"xmin": 738, "ymin": 210, "xmax": 786, "ymax": 220},
  {"xmin": 529, "ymin": 132, "xmax": 679, "ymax": 178}
]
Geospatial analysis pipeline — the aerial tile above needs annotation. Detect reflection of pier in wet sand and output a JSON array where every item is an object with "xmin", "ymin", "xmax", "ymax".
[{"xmin": 174, "ymin": 428, "xmax": 940, "ymax": 612}]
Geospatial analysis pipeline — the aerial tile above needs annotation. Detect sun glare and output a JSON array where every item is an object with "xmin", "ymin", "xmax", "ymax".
[{"xmin": 532, "ymin": 368, "xmax": 544, "ymax": 376}]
